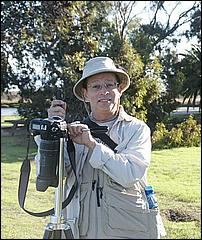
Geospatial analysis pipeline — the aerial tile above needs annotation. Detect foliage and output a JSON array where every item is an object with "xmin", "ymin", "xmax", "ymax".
[
  {"xmin": 128, "ymin": 1, "xmax": 201, "ymax": 118},
  {"xmin": 157, "ymin": 43, "xmax": 201, "ymax": 116},
  {"xmin": 155, "ymin": 51, "xmax": 182, "ymax": 117},
  {"xmin": 1, "ymin": 1, "xmax": 201, "ymax": 123},
  {"xmin": 184, "ymin": 2, "xmax": 201, "ymax": 43},
  {"xmin": 103, "ymin": 32, "xmax": 163, "ymax": 122},
  {"xmin": 180, "ymin": 45, "xmax": 201, "ymax": 108},
  {"xmin": 151, "ymin": 122, "xmax": 169, "ymax": 149},
  {"xmin": 178, "ymin": 114, "xmax": 201, "ymax": 147},
  {"xmin": 129, "ymin": 1, "xmax": 199, "ymax": 63},
  {"xmin": 152, "ymin": 115, "xmax": 201, "ymax": 149},
  {"xmin": 17, "ymin": 87, "xmax": 52, "ymax": 120},
  {"xmin": 112, "ymin": 39, "xmax": 149, "ymax": 121},
  {"xmin": 1, "ymin": 1, "xmax": 113, "ymax": 121}
]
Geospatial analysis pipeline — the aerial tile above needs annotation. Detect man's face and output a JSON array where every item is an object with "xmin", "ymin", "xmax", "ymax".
[{"xmin": 83, "ymin": 72, "xmax": 122, "ymax": 114}]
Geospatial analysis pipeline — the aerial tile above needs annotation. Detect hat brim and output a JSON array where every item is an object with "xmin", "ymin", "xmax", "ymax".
[{"xmin": 73, "ymin": 68, "xmax": 130, "ymax": 101}]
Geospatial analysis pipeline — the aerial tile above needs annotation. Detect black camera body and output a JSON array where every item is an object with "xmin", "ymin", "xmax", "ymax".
[
  {"xmin": 29, "ymin": 117, "xmax": 67, "ymax": 140},
  {"xmin": 29, "ymin": 117, "xmax": 68, "ymax": 192}
]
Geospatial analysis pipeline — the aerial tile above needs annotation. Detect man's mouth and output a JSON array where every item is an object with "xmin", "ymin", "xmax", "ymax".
[{"xmin": 98, "ymin": 99, "xmax": 111, "ymax": 102}]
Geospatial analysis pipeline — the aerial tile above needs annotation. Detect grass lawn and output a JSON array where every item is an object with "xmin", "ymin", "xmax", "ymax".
[
  {"xmin": 1, "ymin": 132, "xmax": 56, "ymax": 239},
  {"xmin": 1, "ymin": 130, "xmax": 201, "ymax": 239},
  {"xmin": 149, "ymin": 147, "xmax": 201, "ymax": 239}
]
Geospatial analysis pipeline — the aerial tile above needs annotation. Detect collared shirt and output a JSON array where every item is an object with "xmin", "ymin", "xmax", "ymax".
[
  {"xmin": 88, "ymin": 105, "xmax": 151, "ymax": 187},
  {"xmin": 34, "ymin": 106, "xmax": 164, "ymax": 239}
]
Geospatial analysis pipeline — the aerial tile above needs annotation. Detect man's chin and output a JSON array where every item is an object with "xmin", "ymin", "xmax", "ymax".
[{"xmin": 98, "ymin": 101, "xmax": 113, "ymax": 108}]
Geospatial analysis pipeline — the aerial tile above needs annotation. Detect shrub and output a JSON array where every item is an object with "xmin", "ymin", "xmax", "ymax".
[
  {"xmin": 179, "ymin": 115, "xmax": 201, "ymax": 147},
  {"xmin": 168, "ymin": 127, "xmax": 183, "ymax": 148},
  {"xmin": 152, "ymin": 115, "xmax": 201, "ymax": 149},
  {"xmin": 151, "ymin": 122, "xmax": 169, "ymax": 149}
]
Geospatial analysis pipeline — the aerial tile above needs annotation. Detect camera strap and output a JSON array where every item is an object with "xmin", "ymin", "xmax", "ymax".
[
  {"xmin": 18, "ymin": 118, "xmax": 118, "ymax": 217},
  {"xmin": 18, "ymin": 134, "xmax": 78, "ymax": 217},
  {"xmin": 82, "ymin": 116, "xmax": 118, "ymax": 152}
]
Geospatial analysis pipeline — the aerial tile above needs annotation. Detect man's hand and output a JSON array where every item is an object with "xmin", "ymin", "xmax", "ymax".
[
  {"xmin": 47, "ymin": 100, "xmax": 67, "ymax": 119},
  {"xmin": 68, "ymin": 122, "xmax": 96, "ymax": 150}
]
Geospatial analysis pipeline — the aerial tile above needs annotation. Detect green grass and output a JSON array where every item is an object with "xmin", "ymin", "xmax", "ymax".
[
  {"xmin": 1, "ymin": 132, "xmax": 201, "ymax": 239},
  {"xmin": 1, "ymin": 133, "xmax": 56, "ymax": 239},
  {"xmin": 148, "ymin": 147, "xmax": 201, "ymax": 239}
]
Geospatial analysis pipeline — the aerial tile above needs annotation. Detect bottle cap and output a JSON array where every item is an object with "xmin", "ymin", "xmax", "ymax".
[{"xmin": 145, "ymin": 185, "xmax": 154, "ymax": 194}]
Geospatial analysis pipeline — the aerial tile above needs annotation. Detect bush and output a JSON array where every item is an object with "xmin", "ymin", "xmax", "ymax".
[
  {"xmin": 179, "ymin": 115, "xmax": 201, "ymax": 147},
  {"xmin": 168, "ymin": 127, "xmax": 183, "ymax": 148},
  {"xmin": 152, "ymin": 115, "xmax": 201, "ymax": 149},
  {"xmin": 151, "ymin": 122, "xmax": 169, "ymax": 149}
]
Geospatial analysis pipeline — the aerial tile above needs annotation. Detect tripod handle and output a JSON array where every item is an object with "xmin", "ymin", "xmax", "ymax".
[{"xmin": 83, "ymin": 126, "xmax": 108, "ymax": 133}]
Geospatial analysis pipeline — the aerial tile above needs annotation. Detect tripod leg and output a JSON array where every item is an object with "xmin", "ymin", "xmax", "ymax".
[
  {"xmin": 63, "ymin": 228, "xmax": 74, "ymax": 239},
  {"xmin": 43, "ymin": 229, "xmax": 62, "ymax": 239}
]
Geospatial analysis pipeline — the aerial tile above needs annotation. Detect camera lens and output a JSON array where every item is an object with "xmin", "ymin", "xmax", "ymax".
[{"xmin": 36, "ymin": 139, "xmax": 59, "ymax": 192}]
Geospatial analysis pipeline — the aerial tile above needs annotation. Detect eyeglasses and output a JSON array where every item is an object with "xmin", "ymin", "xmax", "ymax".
[{"xmin": 87, "ymin": 82, "xmax": 118, "ymax": 92}]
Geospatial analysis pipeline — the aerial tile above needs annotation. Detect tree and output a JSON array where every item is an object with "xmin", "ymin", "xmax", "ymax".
[
  {"xmin": 158, "ymin": 49, "xmax": 185, "ymax": 115},
  {"xmin": 180, "ymin": 2, "xmax": 201, "ymax": 111},
  {"xmin": 111, "ymin": 1, "xmax": 138, "ymax": 42},
  {"xmin": 180, "ymin": 45, "xmax": 201, "ymax": 111},
  {"xmin": 185, "ymin": 2, "xmax": 201, "ymax": 43},
  {"xmin": 102, "ymin": 30, "xmax": 163, "ymax": 124},
  {"xmin": 2, "ymin": 1, "xmax": 200, "ymax": 127},
  {"xmin": 126, "ymin": 1, "xmax": 201, "ymax": 119},
  {"xmin": 109, "ymin": 1, "xmax": 185, "ymax": 125},
  {"xmin": 1, "ymin": 1, "xmax": 112, "ymax": 121},
  {"xmin": 129, "ymin": 1, "xmax": 200, "ymax": 63}
]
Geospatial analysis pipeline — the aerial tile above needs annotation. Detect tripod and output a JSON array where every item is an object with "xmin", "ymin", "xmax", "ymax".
[{"xmin": 43, "ymin": 137, "xmax": 74, "ymax": 239}]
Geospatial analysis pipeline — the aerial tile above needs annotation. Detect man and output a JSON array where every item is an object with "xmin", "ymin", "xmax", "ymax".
[{"xmin": 36, "ymin": 57, "xmax": 166, "ymax": 238}]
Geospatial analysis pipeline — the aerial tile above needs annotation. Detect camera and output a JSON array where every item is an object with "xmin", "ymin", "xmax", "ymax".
[
  {"xmin": 29, "ymin": 117, "xmax": 68, "ymax": 192},
  {"xmin": 29, "ymin": 117, "xmax": 67, "ymax": 140}
]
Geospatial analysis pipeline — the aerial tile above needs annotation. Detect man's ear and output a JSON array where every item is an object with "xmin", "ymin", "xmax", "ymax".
[
  {"xmin": 82, "ymin": 88, "xmax": 89, "ymax": 101},
  {"xmin": 117, "ymin": 85, "xmax": 122, "ymax": 97}
]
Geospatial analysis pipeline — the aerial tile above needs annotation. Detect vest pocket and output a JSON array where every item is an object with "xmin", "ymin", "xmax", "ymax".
[
  {"xmin": 102, "ymin": 188, "xmax": 158, "ymax": 239},
  {"xmin": 78, "ymin": 184, "xmax": 91, "ymax": 236}
]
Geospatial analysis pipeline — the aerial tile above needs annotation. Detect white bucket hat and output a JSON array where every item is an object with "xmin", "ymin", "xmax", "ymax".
[{"xmin": 73, "ymin": 56, "xmax": 130, "ymax": 101}]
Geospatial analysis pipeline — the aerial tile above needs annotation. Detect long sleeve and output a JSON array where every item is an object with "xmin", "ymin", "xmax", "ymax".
[{"xmin": 89, "ymin": 122, "xmax": 151, "ymax": 188}]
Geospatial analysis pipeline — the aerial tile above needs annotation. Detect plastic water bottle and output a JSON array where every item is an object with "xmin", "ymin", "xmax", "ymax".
[{"xmin": 145, "ymin": 185, "xmax": 158, "ymax": 209}]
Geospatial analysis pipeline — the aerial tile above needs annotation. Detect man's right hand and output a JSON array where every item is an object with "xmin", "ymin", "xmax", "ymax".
[{"xmin": 47, "ymin": 100, "xmax": 67, "ymax": 119}]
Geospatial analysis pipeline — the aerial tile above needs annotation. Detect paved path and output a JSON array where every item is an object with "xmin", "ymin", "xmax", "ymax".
[{"xmin": 171, "ymin": 107, "xmax": 200, "ymax": 115}]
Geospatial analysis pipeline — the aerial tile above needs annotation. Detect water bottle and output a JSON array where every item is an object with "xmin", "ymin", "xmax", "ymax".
[{"xmin": 144, "ymin": 185, "xmax": 158, "ymax": 209}]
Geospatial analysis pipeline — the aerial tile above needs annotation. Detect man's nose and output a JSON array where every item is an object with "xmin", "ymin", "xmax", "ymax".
[{"xmin": 100, "ymin": 84, "xmax": 109, "ymax": 91}]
